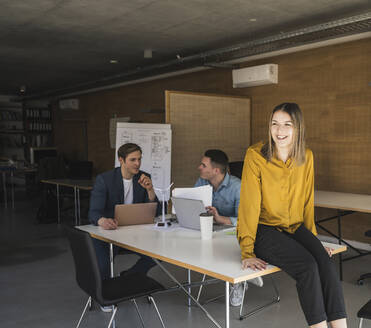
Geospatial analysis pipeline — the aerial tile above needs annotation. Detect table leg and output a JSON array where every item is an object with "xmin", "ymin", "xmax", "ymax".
[
  {"xmin": 74, "ymin": 186, "xmax": 78, "ymax": 226},
  {"xmin": 2, "ymin": 172, "xmax": 7, "ymax": 209},
  {"xmin": 77, "ymin": 188, "xmax": 81, "ymax": 225},
  {"xmin": 11, "ymin": 170, "xmax": 14, "ymax": 209},
  {"xmin": 56, "ymin": 184, "xmax": 60, "ymax": 224},
  {"xmin": 153, "ymin": 259, "xmax": 222, "ymax": 328},
  {"xmin": 196, "ymin": 274, "xmax": 207, "ymax": 302},
  {"xmin": 110, "ymin": 243, "xmax": 114, "ymax": 277},
  {"xmin": 239, "ymin": 277, "xmax": 280, "ymax": 320},
  {"xmin": 109, "ymin": 243, "xmax": 116, "ymax": 328},
  {"xmin": 337, "ymin": 211, "xmax": 343, "ymax": 281},
  {"xmin": 225, "ymin": 282, "xmax": 230, "ymax": 328},
  {"xmin": 187, "ymin": 269, "xmax": 192, "ymax": 307}
]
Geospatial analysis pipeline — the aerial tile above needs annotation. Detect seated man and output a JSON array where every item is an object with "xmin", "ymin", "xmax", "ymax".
[
  {"xmin": 88, "ymin": 143, "xmax": 160, "ymax": 310},
  {"xmin": 195, "ymin": 149, "xmax": 262, "ymax": 306},
  {"xmin": 195, "ymin": 149, "xmax": 240, "ymax": 226}
]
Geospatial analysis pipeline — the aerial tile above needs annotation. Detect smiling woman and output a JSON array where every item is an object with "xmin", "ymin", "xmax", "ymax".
[
  {"xmin": 237, "ymin": 103, "xmax": 348, "ymax": 328},
  {"xmin": 271, "ymin": 111, "xmax": 294, "ymax": 149},
  {"xmin": 261, "ymin": 102, "xmax": 306, "ymax": 165}
]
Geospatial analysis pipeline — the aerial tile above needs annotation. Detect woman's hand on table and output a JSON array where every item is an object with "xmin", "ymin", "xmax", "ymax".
[{"xmin": 241, "ymin": 257, "xmax": 267, "ymax": 270}]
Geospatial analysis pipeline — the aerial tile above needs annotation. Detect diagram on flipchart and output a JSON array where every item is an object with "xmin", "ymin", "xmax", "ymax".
[{"xmin": 115, "ymin": 123, "xmax": 172, "ymax": 200}]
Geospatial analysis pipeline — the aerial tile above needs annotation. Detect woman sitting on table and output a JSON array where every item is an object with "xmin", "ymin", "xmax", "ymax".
[{"xmin": 237, "ymin": 103, "xmax": 347, "ymax": 328}]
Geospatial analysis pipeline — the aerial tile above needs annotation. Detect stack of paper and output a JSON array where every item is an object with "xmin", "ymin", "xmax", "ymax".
[{"xmin": 172, "ymin": 185, "xmax": 212, "ymax": 213}]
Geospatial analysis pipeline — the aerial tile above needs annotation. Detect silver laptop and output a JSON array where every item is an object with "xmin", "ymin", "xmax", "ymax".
[{"xmin": 171, "ymin": 197, "xmax": 234, "ymax": 231}]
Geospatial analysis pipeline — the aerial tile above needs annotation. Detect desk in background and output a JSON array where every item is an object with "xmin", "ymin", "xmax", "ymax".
[
  {"xmin": 78, "ymin": 224, "xmax": 346, "ymax": 328},
  {"xmin": 315, "ymin": 190, "xmax": 371, "ymax": 280},
  {"xmin": 41, "ymin": 179, "xmax": 94, "ymax": 225}
]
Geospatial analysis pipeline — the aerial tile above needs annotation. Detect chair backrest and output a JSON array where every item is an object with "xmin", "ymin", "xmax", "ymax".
[
  {"xmin": 229, "ymin": 161, "xmax": 244, "ymax": 179},
  {"xmin": 65, "ymin": 226, "xmax": 103, "ymax": 301}
]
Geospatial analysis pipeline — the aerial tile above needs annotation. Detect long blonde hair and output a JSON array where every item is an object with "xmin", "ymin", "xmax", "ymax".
[{"xmin": 261, "ymin": 103, "xmax": 306, "ymax": 165}]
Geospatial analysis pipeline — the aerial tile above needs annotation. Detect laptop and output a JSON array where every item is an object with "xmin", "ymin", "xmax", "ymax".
[
  {"xmin": 171, "ymin": 197, "xmax": 234, "ymax": 231},
  {"xmin": 114, "ymin": 202, "xmax": 157, "ymax": 226}
]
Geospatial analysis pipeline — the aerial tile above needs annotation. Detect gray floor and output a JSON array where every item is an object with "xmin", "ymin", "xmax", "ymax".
[{"xmin": 0, "ymin": 196, "xmax": 370, "ymax": 328}]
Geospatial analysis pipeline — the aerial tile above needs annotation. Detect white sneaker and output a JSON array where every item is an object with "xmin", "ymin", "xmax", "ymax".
[
  {"xmin": 248, "ymin": 276, "xmax": 264, "ymax": 287},
  {"xmin": 230, "ymin": 282, "xmax": 246, "ymax": 307},
  {"xmin": 100, "ymin": 305, "xmax": 113, "ymax": 312}
]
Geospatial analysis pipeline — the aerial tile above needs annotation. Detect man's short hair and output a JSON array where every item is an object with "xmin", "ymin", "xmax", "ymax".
[
  {"xmin": 117, "ymin": 143, "xmax": 142, "ymax": 161},
  {"xmin": 204, "ymin": 149, "xmax": 229, "ymax": 174}
]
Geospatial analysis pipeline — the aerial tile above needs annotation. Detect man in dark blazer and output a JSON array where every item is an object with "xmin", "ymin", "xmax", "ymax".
[{"xmin": 89, "ymin": 143, "xmax": 160, "ymax": 287}]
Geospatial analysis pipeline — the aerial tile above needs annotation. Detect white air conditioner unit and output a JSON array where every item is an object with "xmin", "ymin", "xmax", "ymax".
[{"xmin": 232, "ymin": 64, "xmax": 278, "ymax": 88}]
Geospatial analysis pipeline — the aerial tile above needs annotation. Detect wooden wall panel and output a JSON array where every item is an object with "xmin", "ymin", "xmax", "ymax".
[
  {"xmin": 233, "ymin": 38, "xmax": 371, "ymax": 243},
  {"xmin": 166, "ymin": 91, "xmax": 250, "ymax": 187},
  {"xmin": 53, "ymin": 69, "xmax": 236, "ymax": 174}
]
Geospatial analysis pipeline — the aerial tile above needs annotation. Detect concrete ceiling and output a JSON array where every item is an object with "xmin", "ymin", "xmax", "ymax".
[{"xmin": 0, "ymin": 0, "xmax": 370, "ymax": 98}]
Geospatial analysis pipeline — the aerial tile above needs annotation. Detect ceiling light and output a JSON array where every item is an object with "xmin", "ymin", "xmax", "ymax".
[
  {"xmin": 110, "ymin": 59, "xmax": 118, "ymax": 64},
  {"xmin": 249, "ymin": 18, "xmax": 257, "ymax": 22}
]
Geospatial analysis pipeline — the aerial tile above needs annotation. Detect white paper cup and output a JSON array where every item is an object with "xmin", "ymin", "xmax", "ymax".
[{"xmin": 200, "ymin": 214, "xmax": 213, "ymax": 240}]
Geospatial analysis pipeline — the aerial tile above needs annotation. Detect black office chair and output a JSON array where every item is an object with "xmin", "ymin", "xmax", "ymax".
[
  {"xmin": 357, "ymin": 230, "xmax": 371, "ymax": 285},
  {"xmin": 65, "ymin": 226, "xmax": 166, "ymax": 328},
  {"xmin": 358, "ymin": 299, "xmax": 371, "ymax": 328},
  {"xmin": 229, "ymin": 161, "xmax": 244, "ymax": 179}
]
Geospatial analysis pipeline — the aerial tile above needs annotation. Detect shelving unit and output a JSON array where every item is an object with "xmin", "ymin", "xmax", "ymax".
[
  {"xmin": 0, "ymin": 129, "xmax": 25, "ymax": 134},
  {"xmin": 0, "ymin": 98, "xmax": 25, "ymax": 198},
  {"xmin": 0, "ymin": 98, "xmax": 54, "ymax": 192},
  {"xmin": 23, "ymin": 106, "xmax": 53, "ymax": 162},
  {"xmin": 0, "ymin": 100, "xmax": 25, "ymax": 162},
  {"xmin": 24, "ymin": 108, "xmax": 52, "ymax": 133},
  {"xmin": 0, "ymin": 101, "xmax": 54, "ymax": 161}
]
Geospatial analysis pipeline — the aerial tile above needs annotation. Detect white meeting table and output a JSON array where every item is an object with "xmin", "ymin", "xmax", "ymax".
[
  {"xmin": 314, "ymin": 190, "xmax": 371, "ymax": 280},
  {"xmin": 78, "ymin": 224, "xmax": 346, "ymax": 328}
]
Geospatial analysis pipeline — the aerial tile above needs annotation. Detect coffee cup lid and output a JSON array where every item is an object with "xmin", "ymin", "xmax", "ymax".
[{"xmin": 200, "ymin": 212, "xmax": 212, "ymax": 217}]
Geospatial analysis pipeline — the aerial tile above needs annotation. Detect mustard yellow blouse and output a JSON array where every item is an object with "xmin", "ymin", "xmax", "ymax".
[{"xmin": 237, "ymin": 142, "xmax": 317, "ymax": 259}]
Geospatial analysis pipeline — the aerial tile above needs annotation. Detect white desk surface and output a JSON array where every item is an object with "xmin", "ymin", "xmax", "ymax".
[
  {"xmin": 315, "ymin": 190, "xmax": 371, "ymax": 213},
  {"xmin": 78, "ymin": 224, "xmax": 346, "ymax": 284}
]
